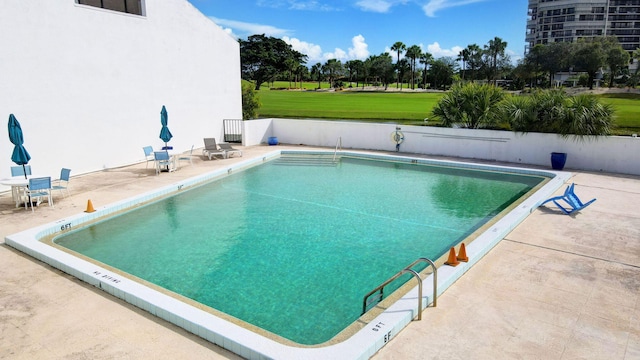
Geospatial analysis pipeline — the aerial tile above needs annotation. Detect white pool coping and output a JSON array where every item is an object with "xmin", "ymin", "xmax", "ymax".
[{"xmin": 5, "ymin": 150, "xmax": 571, "ymax": 360}]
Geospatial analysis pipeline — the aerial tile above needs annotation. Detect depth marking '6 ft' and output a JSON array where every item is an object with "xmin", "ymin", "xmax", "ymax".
[{"xmin": 371, "ymin": 321, "xmax": 392, "ymax": 343}]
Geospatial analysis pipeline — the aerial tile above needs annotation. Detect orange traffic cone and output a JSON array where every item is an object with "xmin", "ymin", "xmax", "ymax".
[
  {"xmin": 85, "ymin": 200, "xmax": 95, "ymax": 213},
  {"xmin": 444, "ymin": 247, "xmax": 459, "ymax": 267},
  {"xmin": 457, "ymin": 243, "xmax": 469, "ymax": 262}
]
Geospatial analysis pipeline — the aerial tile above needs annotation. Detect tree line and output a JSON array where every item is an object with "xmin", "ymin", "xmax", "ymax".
[
  {"xmin": 517, "ymin": 37, "xmax": 632, "ymax": 90},
  {"xmin": 241, "ymin": 33, "xmax": 637, "ymax": 92},
  {"xmin": 240, "ymin": 34, "xmax": 511, "ymax": 91}
]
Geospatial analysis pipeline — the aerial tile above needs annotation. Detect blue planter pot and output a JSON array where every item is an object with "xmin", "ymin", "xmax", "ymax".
[
  {"xmin": 268, "ymin": 137, "xmax": 278, "ymax": 146},
  {"xmin": 551, "ymin": 152, "xmax": 567, "ymax": 170}
]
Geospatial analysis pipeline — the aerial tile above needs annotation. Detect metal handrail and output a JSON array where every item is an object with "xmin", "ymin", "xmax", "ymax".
[
  {"xmin": 362, "ymin": 257, "xmax": 437, "ymax": 321},
  {"xmin": 333, "ymin": 137, "xmax": 342, "ymax": 161}
]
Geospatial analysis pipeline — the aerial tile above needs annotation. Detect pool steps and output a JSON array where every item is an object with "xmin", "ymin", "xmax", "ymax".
[{"xmin": 273, "ymin": 154, "xmax": 338, "ymax": 166}]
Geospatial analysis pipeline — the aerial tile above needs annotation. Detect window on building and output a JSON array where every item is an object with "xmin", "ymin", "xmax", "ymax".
[{"xmin": 77, "ymin": 0, "xmax": 144, "ymax": 16}]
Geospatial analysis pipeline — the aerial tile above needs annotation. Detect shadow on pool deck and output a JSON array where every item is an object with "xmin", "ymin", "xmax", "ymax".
[{"xmin": 1, "ymin": 145, "xmax": 639, "ymax": 360}]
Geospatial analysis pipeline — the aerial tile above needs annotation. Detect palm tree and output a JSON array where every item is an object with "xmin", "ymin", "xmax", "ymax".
[
  {"xmin": 284, "ymin": 58, "xmax": 296, "ymax": 89},
  {"xmin": 322, "ymin": 59, "xmax": 343, "ymax": 88},
  {"xmin": 485, "ymin": 37, "xmax": 507, "ymax": 85},
  {"xmin": 457, "ymin": 48, "xmax": 470, "ymax": 81},
  {"xmin": 419, "ymin": 52, "xmax": 433, "ymax": 88},
  {"xmin": 310, "ymin": 63, "xmax": 323, "ymax": 89},
  {"xmin": 405, "ymin": 45, "xmax": 422, "ymax": 89},
  {"xmin": 397, "ymin": 58, "xmax": 410, "ymax": 89},
  {"xmin": 390, "ymin": 41, "xmax": 406, "ymax": 89},
  {"xmin": 465, "ymin": 44, "xmax": 483, "ymax": 81},
  {"xmin": 345, "ymin": 60, "xmax": 364, "ymax": 87}
]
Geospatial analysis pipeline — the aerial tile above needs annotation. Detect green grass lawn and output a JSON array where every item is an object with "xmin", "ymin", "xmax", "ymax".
[
  {"xmin": 256, "ymin": 82, "xmax": 640, "ymax": 135},
  {"xmin": 258, "ymin": 82, "xmax": 443, "ymax": 126},
  {"xmin": 597, "ymin": 93, "xmax": 640, "ymax": 135}
]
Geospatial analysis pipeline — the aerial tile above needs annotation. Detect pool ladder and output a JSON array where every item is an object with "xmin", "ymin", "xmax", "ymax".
[
  {"xmin": 333, "ymin": 136, "xmax": 342, "ymax": 161},
  {"xmin": 362, "ymin": 257, "xmax": 437, "ymax": 321}
]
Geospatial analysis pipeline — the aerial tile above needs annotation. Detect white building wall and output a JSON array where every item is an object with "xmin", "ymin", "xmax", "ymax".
[
  {"xmin": 246, "ymin": 119, "xmax": 640, "ymax": 176},
  {"xmin": 0, "ymin": 0, "xmax": 241, "ymax": 184}
]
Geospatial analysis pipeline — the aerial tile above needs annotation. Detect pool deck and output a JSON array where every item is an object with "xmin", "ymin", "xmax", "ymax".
[{"xmin": 1, "ymin": 145, "xmax": 638, "ymax": 360}]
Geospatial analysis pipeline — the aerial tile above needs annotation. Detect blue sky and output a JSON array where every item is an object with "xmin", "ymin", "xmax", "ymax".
[{"xmin": 189, "ymin": 0, "xmax": 528, "ymax": 66}]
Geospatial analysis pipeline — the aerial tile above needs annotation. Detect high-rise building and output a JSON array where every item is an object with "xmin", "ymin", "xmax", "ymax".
[{"xmin": 526, "ymin": 0, "xmax": 640, "ymax": 54}]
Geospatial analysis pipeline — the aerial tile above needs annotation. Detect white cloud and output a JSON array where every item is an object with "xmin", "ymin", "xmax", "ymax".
[
  {"xmin": 355, "ymin": 0, "xmax": 395, "ymax": 12},
  {"xmin": 422, "ymin": 0, "xmax": 487, "ymax": 17},
  {"xmin": 348, "ymin": 35, "xmax": 370, "ymax": 60},
  {"xmin": 324, "ymin": 48, "xmax": 348, "ymax": 62},
  {"xmin": 426, "ymin": 42, "xmax": 463, "ymax": 58},
  {"xmin": 384, "ymin": 42, "xmax": 462, "ymax": 60},
  {"xmin": 257, "ymin": 0, "xmax": 339, "ymax": 11},
  {"xmin": 282, "ymin": 36, "xmax": 324, "ymax": 63},
  {"xmin": 284, "ymin": 35, "xmax": 370, "ymax": 65},
  {"xmin": 506, "ymin": 49, "xmax": 522, "ymax": 63},
  {"xmin": 209, "ymin": 17, "xmax": 290, "ymax": 38}
]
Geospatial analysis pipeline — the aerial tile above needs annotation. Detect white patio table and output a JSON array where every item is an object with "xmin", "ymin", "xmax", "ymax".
[{"xmin": 0, "ymin": 175, "xmax": 51, "ymax": 207}]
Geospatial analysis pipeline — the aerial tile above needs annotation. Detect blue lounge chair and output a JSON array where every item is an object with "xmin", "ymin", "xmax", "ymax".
[{"xmin": 540, "ymin": 183, "xmax": 596, "ymax": 215}]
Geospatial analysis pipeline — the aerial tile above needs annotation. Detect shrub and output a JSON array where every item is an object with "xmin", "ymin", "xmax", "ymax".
[
  {"xmin": 500, "ymin": 89, "xmax": 613, "ymax": 137},
  {"xmin": 242, "ymin": 81, "xmax": 261, "ymax": 120},
  {"xmin": 430, "ymin": 83, "xmax": 506, "ymax": 129},
  {"xmin": 502, "ymin": 89, "xmax": 566, "ymax": 133}
]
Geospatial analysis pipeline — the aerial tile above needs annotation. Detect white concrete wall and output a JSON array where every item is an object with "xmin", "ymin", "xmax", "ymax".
[
  {"xmin": 245, "ymin": 119, "xmax": 640, "ymax": 176},
  {"xmin": 0, "ymin": 0, "xmax": 241, "ymax": 186},
  {"xmin": 242, "ymin": 119, "xmax": 273, "ymax": 147}
]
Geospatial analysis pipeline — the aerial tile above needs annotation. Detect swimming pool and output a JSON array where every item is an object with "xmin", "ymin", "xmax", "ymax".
[{"xmin": 6, "ymin": 150, "xmax": 570, "ymax": 359}]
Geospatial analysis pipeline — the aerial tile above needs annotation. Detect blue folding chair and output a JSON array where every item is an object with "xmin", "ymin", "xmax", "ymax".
[
  {"xmin": 540, "ymin": 183, "xmax": 596, "ymax": 215},
  {"xmin": 11, "ymin": 165, "xmax": 32, "ymax": 176},
  {"xmin": 25, "ymin": 176, "xmax": 53, "ymax": 212},
  {"xmin": 153, "ymin": 151, "xmax": 175, "ymax": 175},
  {"xmin": 52, "ymin": 168, "xmax": 71, "ymax": 197},
  {"xmin": 143, "ymin": 146, "xmax": 154, "ymax": 169}
]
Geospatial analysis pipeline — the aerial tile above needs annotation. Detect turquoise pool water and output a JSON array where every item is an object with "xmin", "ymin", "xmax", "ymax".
[{"xmin": 54, "ymin": 156, "xmax": 544, "ymax": 345}]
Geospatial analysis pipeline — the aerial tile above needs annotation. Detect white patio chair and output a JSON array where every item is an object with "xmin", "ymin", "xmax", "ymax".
[{"xmin": 178, "ymin": 145, "xmax": 194, "ymax": 166}]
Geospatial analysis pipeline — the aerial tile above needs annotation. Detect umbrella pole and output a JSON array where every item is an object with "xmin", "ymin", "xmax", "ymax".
[{"xmin": 22, "ymin": 164, "xmax": 27, "ymax": 179}]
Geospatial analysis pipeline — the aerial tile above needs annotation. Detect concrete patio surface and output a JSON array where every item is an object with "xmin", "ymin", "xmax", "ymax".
[{"xmin": 1, "ymin": 145, "xmax": 638, "ymax": 360}]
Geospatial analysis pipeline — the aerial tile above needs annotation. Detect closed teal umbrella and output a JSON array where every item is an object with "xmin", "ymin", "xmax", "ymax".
[
  {"xmin": 159, "ymin": 105, "xmax": 173, "ymax": 149},
  {"xmin": 8, "ymin": 114, "xmax": 31, "ymax": 179}
]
